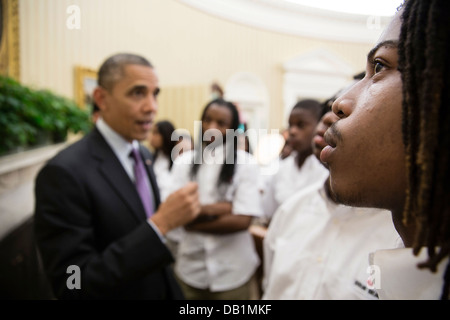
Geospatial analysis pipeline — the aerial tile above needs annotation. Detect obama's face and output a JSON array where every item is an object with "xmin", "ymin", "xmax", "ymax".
[{"xmin": 95, "ymin": 64, "xmax": 160, "ymax": 142}]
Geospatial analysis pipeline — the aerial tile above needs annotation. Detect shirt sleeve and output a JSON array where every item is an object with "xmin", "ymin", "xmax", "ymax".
[
  {"xmin": 166, "ymin": 151, "xmax": 193, "ymax": 197},
  {"xmin": 229, "ymin": 152, "xmax": 263, "ymax": 217},
  {"xmin": 260, "ymin": 172, "xmax": 279, "ymax": 221},
  {"xmin": 262, "ymin": 203, "xmax": 285, "ymax": 293}
]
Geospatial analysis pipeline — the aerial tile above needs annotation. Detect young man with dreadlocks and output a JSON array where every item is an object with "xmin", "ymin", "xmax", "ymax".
[{"xmin": 320, "ymin": 0, "xmax": 450, "ymax": 299}]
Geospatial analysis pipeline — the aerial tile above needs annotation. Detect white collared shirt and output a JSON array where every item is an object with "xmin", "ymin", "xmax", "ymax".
[
  {"xmin": 263, "ymin": 181, "xmax": 401, "ymax": 300},
  {"xmin": 261, "ymin": 153, "xmax": 329, "ymax": 221},
  {"xmin": 369, "ymin": 247, "xmax": 448, "ymax": 300},
  {"xmin": 169, "ymin": 146, "xmax": 263, "ymax": 291}
]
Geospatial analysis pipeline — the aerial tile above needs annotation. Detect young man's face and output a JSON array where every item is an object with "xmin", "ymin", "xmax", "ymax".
[
  {"xmin": 320, "ymin": 12, "xmax": 407, "ymax": 213},
  {"xmin": 288, "ymin": 108, "xmax": 319, "ymax": 155},
  {"xmin": 96, "ymin": 64, "xmax": 160, "ymax": 142}
]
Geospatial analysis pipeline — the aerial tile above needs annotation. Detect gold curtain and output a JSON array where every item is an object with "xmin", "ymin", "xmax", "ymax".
[{"xmin": 0, "ymin": 0, "xmax": 20, "ymax": 80}]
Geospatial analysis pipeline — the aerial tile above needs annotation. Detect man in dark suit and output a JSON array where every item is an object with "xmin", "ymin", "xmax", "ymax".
[{"xmin": 34, "ymin": 53, "xmax": 200, "ymax": 299}]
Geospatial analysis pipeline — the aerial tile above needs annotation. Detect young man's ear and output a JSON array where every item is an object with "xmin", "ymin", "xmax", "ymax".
[{"xmin": 93, "ymin": 86, "xmax": 107, "ymax": 111}]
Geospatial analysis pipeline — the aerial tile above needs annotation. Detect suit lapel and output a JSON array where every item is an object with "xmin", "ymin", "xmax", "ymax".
[{"xmin": 88, "ymin": 128, "xmax": 147, "ymax": 222}]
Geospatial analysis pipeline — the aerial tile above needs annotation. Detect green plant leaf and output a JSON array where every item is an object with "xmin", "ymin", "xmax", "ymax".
[{"xmin": 0, "ymin": 75, "xmax": 91, "ymax": 155}]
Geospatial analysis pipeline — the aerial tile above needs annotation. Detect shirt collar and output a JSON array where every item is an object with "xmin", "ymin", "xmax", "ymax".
[{"xmin": 96, "ymin": 118, "xmax": 137, "ymax": 159}]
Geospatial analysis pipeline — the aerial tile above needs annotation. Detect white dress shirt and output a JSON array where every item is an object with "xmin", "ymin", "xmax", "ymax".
[
  {"xmin": 261, "ymin": 153, "xmax": 328, "ymax": 221},
  {"xmin": 369, "ymin": 247, "xmax": 448, "ymax": 300},
  {"xmin": 169, "ymin": 146, "xmax": 262, "ymax": 292},
  {"xmin": 263, "ymin": 180, "xmax": 401, "ymax": 300}
]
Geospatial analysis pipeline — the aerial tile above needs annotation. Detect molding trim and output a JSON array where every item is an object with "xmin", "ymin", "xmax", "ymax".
[
  {"xmin": 176, "ymin": 0, "xmax": 392, "ymax": 44},
  {"xmin": 0, "ymin": 142, "xmax": 70, "ymax": 176},
  {"xmin": 282, "ymin": 48, "xmax": 355, "ymax": 124}
]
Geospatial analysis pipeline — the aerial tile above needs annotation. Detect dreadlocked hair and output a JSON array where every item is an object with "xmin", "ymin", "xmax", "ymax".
[{"xmin": 398, "ymin": 0, "xmax": 450, "ymax": 300}]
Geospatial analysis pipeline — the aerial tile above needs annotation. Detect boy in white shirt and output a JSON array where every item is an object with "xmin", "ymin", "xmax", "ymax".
[{"xmin": 261, "ymin": 99, "xmax": 328, "ymax": 222}]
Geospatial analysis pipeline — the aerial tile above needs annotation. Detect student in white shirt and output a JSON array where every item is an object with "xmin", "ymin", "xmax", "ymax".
[
  {"xmin": 150, "ymin": 120, "xmax": 193, "ymax": 257},
  {"xmin": 320, "ymin": 0, "xmax": 450, "ymax": 299},
  {"xmin": 261, "ymin": 99, "xmax": 328, "ymax": 222},
  {"xmin": 263, "ymin": 99, "xmax": 401, "ymax": 300},
  {"xmin": 149, "ymin": 120, "xmax": 177, "ymax": 201},
  {"xmin": 169, "ymin": 98, "xmax": 262, "ymax": 300}
]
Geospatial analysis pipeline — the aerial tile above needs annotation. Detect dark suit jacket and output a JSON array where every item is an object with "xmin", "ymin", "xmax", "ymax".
[{"xmin": 34, "ymin": 128, "xmax": 184, "ymax": 299}]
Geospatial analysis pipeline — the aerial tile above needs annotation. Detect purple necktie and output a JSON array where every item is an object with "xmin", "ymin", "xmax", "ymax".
[{"xmin": 130, "ymin": 147, "xmax": 154, "ymax": 218}]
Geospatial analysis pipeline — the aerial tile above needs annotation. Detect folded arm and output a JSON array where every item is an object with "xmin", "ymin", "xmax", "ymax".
[{"xmin": 185, "ymin": 202, "xmax": 253, "ymax": 234}]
